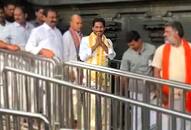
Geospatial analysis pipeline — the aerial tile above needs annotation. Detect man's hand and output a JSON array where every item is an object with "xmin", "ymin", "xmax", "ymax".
[
  {"xmin": 91, "ymin": 36, "xmax": 101, "ymax": 53},
  {"xmin": 97, "ymin": 36, "xmax": 108, "ymax": 53},
  {"xmin": 39, "ymin": 48, "xmax": 55, "ymax": 58},
  {"xmin": 0, "ymin": 40, "xmax": 20, "ymax": 51},
  {"xmin": 6, "ymin": 44, "xmax": 20, "ymax": 51}
]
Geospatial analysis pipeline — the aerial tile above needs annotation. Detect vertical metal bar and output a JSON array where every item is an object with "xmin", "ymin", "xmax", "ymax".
[
  {"xmin": 28, "ymin": 118, "xmax": 33, "ymax": 130},
  {"xmin": 0, "ymin": 113, "xmax": 3, "ymax": 130},
  {"xmin": 170, "ymin": 86, "xmax": 176, "ymax": 130},
  {"xmin": 3, "ymin": 70, "xmax": 10, "ymax": 130},
  {"xmin": 124, "ymin": 89, "xmax": 131, "ymax": 130},
  {"xmin": 142, "ymin": 80, "xmax": 150, "ymax": 130},
  {"xmin": 96, "ymin": 94, "xmax": 102, "ymax": 130}
]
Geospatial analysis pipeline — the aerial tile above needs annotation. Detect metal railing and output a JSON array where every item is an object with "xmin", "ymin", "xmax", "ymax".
[
  {"xmin": 62, "ymin": 61, "xmax": 191, "ymax": 130},
  {"xmin": 0, "ymin": 49, "xmax": 60, "ymax": 130},
  {"xmin": 0, "ymin": 48, "xmax": 191, "ymax": 130},
  {"xmin": 4, "ymin": 65, "xmax": 191, "ymax": 130},
  {"xmin": 0, "ymin": 108, "xmax": 49, "ymax": 130}
]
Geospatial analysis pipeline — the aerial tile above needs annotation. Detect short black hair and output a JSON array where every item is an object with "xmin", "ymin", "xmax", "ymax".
[
  {"xmin": 15, "ymin": 5, "xmax": 27, "ymax": 14},
  {"xmin": 35, "ymin": 6, "xmax": 44, "ymax": 12},
  {"xmin": 43, "ymin": 8, "xmax": 57, "ymax": 17},
  {"xmin": 126, "ymin": 30, "xmax": 141, "ymax": 43},
  {"xmin": 0, "ymin": 4, "xmax": 3, "ymax": 10},
  {"xmin": 165, "ymin": 21, "xmax": 184, "ymax": 38},
  {"xmin": 92, "ymin": 17, "xmax": 105, "ymax": 27},
  {"xmin": 3, "ymin": 1, "xmax": 16, "ymax": 7}
]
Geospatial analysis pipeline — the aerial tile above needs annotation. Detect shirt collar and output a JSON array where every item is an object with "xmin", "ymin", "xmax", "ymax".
[
  {"xmin": 130, "ymin": 43, "xmax": 145, "ymax": 54},
  {"xmin": 14, "ymin": 21, "xmax": 30, "ymax": 29},
  {"xmin": 43, "ymin": 23, "xmax": 56, "ymax": 31}
]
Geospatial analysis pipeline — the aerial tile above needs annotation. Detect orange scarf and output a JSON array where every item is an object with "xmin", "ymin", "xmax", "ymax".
[{"xmin": 162, "ymin": 39, "xmax": 191, "ymax": 112}]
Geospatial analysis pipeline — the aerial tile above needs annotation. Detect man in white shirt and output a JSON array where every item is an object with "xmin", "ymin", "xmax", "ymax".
[
  {"xmin": 25, "ymin": 8, "xmax": 64, "ymax": 61},
  {"xmin": 0, "ymin": 5, "xmax": 10, "ymax": 36},
  {"xmin": 0, "ymin": 6, "xmax": 20, "ymax": 51},
  {"xmin": 62, "ymin": 14, "xmax": 83, "ymax": 126},
  {"xmin": 63, "ymin": 14, "xmax": 83, "ymax": 61},
  {"xmin": 0, "ymin": 6, "xmax": 34, "ymax": 49},
  {"xmin": 79, "ymin": 17, "xmax": 115, "ymax": 65}
]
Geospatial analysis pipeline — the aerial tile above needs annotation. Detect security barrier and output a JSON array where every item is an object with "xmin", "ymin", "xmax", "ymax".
[
  {"xmin": 3, "ymin": 66, "xmax": 191, "ymax": 130},
  {"xmin": 0, "ymin": 49, "xmax": 60, "ymax": 130},
  {"xmin": 62, "ymin": 61, "xmax": 191, "ymax": 130},
  {"xmin": 1, "ymin": 48, "xmax": 191, "ymax": 130},
  {"xmin": 0, "ymin": 108, "xmax": 49, "ymax": 130}
]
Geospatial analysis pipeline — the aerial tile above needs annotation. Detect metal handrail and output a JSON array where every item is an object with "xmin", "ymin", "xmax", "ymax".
[
  {"xmin": 0, "ymin": 48, "xmax": 60, "ymax": 65},
  {"xmin": 65, "ymin": 61, "xmax": 191, "ymax": 90},
  {"xmin": 0, "ymin": 108, "xmax": 50, "ymax": 129},
  {"xmin": 3, "ymin": 66, "xmax": 191, "ymax": 120}
]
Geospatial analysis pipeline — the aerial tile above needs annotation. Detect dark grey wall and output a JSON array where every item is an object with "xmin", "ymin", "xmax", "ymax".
[
  {"xmin": 50, "ymin": 1, "xmax": 191, "ymax": 59},
  {"xmin": 4, "ymin": 0, "xmax": 191, "ymax": 59}
]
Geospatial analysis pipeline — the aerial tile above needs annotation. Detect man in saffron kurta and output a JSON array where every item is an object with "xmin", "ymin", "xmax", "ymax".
[
  {"xmin": 152, "ymin": 21, "xmax": 191, "ymax": 130},
  {"xmin": 79, "ymin": 18, "xmax": 116, "ymax": 130}
]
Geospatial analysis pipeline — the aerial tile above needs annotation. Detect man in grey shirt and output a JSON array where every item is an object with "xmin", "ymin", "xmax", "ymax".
[
  {"xmin": 120, "ymin": 30, "xmax": 155, "ymax": 92},
  {"xmin": 120, "ymin": 30, "xmax": 156, "ymax": 130}
]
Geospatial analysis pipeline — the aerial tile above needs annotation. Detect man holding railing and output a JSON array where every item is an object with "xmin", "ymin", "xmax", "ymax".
[
  {"xmin": 0, "ymin": 5, "xmax": 20, "ymax": 51},
  {"xmin": 120, "ymin": 30, "xmax": 156, "ymax": 130},
  {"xmin": 79, "ymin": 17, "xmax": 116, "ymax": 130},
  {"xmin": 0, "ymin": 6, "xmax": 34, "ymax": 50},
  {"xmin": 152, "ymin": 21, "xmax": 191, "ymax": 130},
  {"xmin": 25, "ymin": 8, "xmax": 64, "ymax": 61}
]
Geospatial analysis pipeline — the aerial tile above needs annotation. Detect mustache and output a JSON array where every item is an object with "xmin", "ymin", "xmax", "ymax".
[{"xmin": 50, "ymin": 20, "xmax": 56, "ymax": 23}]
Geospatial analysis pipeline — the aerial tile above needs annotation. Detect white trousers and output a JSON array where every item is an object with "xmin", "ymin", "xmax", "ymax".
[{"xmin": 130, "ymin": 92, "xmax": 156, "ymax": 130}]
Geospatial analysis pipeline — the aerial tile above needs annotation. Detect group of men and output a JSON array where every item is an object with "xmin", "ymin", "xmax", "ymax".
[
  {"xmin": 120, "ymin": 22, "xmax": 191, "ymax": 130},
  {"xmin": 0, "ymin": 3, "xmax": 116, "ymax": 129},
  {"xmin": 0, "ymin": 2, "xmax": 115, "ymax": 65},
  {"xmin": 0, "ymin": 2, "xmax": 191, "ymax": 130}
]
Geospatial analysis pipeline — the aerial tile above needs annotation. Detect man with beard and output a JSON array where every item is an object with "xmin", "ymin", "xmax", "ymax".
[
  {"xmin": 25, "ymin": 8, "xmax": 64, "ymax": 61},
  {"xmin": 0, "ymin": 6, "xmax": 34, "ymax": 49},
  {"xmin": 152, "ymin": 21, "xmax": 191, "ymax": 130},
  {"xmin": 3, "ymin": 2, "xmax": 15, "ymax": 23}
]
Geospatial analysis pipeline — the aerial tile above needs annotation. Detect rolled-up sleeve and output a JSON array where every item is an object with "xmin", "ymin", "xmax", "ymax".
[
  {"xmin": 151, "ymin": 45, "xmax": 163, "ymax": 69},
  {"xmin": 106, "ymin": 39, "xmax": 116, "ymax": 60},
  {"xmin": 25, "ymin": 29, "xmax": 42, "ymax": 55},
  {"xmin": 79, "ymin": 37, "xmax": 92, "ymax": 61}
]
